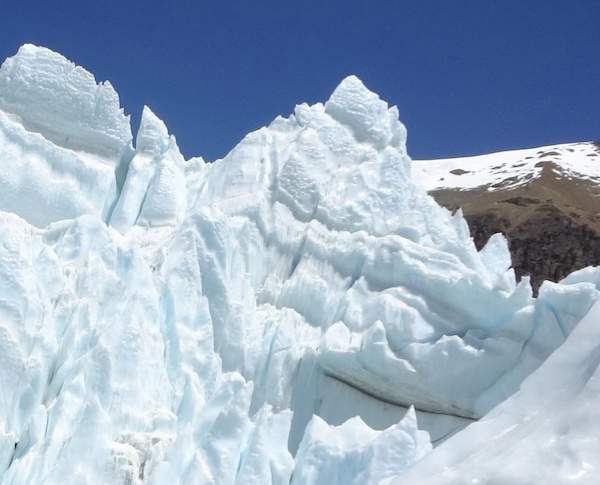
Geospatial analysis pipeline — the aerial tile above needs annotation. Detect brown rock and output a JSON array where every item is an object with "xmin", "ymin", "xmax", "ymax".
[{"xmin": 424, "ymin": 142, "xmax": 600, "ymax": 294}]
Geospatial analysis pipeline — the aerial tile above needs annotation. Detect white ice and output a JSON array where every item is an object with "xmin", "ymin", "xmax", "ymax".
[
  {"xmin": 395, "ymin": 297, "xmax": 600, "ymax": 484},
  {"xmin": 0, "ymin": 44, "xmax": 598, "ymax": 484}
]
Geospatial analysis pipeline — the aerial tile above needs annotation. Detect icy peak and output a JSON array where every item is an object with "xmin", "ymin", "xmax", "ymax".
[
  {"xmin": 136, "ymin": 106, "xmax": 170, "ymax": 156},
  {"xmin": 325, "ymin": 75, "xmax": 407, "ymax": 151},
  {"xmin": 0, "ymin": 44, "xmax": 132, "ymax": 158},
  {"xmin": 292, "ymin": 406, "xmax": 431, "ymax": 484}
]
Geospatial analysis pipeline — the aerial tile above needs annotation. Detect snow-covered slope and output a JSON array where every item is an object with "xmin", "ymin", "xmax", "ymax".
[
  {"xmin": 413, "ymin": 142, "xmax": 600, "ymax": 192},
  {"xmin": 0, "ymin": 45, "xmax": 599, "ymax": 484}
]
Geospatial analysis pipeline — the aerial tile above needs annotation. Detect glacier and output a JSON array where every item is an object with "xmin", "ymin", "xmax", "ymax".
[
  {"xmin": 395, "ymin": 285, "xmax": 600, "ymax": 484},
  {"xmin": 0, "ymin": 44, "xmax": 599, "ymax": 484}
]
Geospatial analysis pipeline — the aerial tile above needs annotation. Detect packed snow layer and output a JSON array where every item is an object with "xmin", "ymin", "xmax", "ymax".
[
  {"xmin": 0, "ymin": 44, "xmax": 132, "ymax": 157},
  {"xmin": 0, "ymin": 44, "xmax": 599, "ymax": 484},
  {"xmin": 0, "ymin": 45, "xmax": 134, "ymax": 228}
]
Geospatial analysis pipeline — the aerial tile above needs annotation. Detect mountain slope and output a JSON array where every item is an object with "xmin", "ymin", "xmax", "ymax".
[{"xmin": 414, "ymin": 142, "xmax": 600, "ymax": 292}]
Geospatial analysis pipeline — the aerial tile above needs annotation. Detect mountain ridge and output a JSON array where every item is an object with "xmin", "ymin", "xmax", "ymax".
[{"xmin": 414, "ymin": 141, "xmax": 600, "ymax": 292}]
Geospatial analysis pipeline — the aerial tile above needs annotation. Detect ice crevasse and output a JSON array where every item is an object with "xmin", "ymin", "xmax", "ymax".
[{"xmin": 0, "ymin": 44, "xmax": 600, "ymax": 484}]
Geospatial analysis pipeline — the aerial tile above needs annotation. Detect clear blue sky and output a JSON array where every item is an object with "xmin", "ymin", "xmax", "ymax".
[{"xmin": 2, "ymin": 1, "xmax": 599, "ymax": 161}]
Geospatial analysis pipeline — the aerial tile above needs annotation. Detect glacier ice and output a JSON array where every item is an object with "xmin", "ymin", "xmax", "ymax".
[
  {"xmin": 110, "ymin": 105, "xmax": 187, "ymax": 232},
  {"xmin": 292, "ymin": 408, "xmax": 430, "ymax": 485},
  {"xmin": 394, "ymin": 297, "xmax": 600, "ymax": 484},
  {"xmin": 0, "ymin": 45, "xmax": 133, "ymax": 228},
  {"xmin": 0, "ymin": 44, "xmax": 599, "ymax": 484}
]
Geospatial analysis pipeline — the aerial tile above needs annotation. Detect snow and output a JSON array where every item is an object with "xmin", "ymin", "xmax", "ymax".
[
  {"xmin": 413, "ymin": 142, "xmax": 600, "ymax": 191},
  {"xmin": 0, "ymin": 44, "xmax": 598, "ymax": 484}
]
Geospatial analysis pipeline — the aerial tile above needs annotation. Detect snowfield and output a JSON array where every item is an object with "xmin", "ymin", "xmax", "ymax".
[
  {"xmin": 413, "ymin": 142, "xmax": 600, "ymax": 192},
  {"xmin": 0, "ymin": 45, "xmax": 599, "ymax": 484}
]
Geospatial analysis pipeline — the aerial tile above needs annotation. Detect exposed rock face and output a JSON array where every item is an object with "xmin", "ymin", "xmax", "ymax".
[
  {"xmin": 460, "ymin": 203, "xmax": 600, "ymax": 294},
  {"xmin": 415, "ymin": 142, "xmax": 600, "ymax": 293}
]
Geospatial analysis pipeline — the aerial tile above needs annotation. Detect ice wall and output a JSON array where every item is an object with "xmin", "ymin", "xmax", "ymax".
[
  {"xmin": 0, "ymin": 45, "xmax": 598, "ymax": 484},
  {"xmin": 395, "ymin": 295, "xmax": 600, "ymax": 484},
  {"xmin": 0, "ymin": 45, "xmax": 133, "ymax": 227}
]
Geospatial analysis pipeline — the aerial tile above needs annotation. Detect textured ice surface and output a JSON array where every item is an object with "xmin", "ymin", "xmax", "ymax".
[
  {"xmin": 0, "ymin": 45, "xmax": 599, "ymax": 484},
  {"xmin": 0, "ymin": 45, "xmax": 133, "ymax": 227},
  {"xmin": 110, "ymin": 105, "xmax": 187, "ymax": 232},
  {"xmin": 395, "ymin": 298, "xmax": 600, "ymax": 484},
  {"xmin": 292, "ymin": 408, "xmax": 430, "ymax": 485}
]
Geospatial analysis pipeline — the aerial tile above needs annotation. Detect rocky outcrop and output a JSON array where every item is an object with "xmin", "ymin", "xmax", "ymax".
[
  {"xmin": 462, "ymin": 205, "xmax": 600, "ymax": 294},
  {"xmin": 423, "ymin": 143, "xmax": 600, "ymax": 294}
]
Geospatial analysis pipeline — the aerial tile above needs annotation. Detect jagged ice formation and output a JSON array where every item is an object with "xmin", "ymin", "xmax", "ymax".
[{"xmin": 0, "ymin": 45, "xmax": 600, "ymax": 484}]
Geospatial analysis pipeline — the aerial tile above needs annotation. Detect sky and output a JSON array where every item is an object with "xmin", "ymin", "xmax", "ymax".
[{"xmin": 2, "ymin": 1, "xmax": 600, "ymax": 161}]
